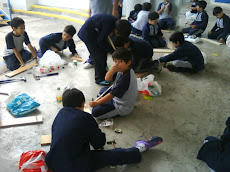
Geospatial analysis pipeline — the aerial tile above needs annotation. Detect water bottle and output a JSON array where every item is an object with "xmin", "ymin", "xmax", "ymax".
[{"xmin": 56, "ymin": 87, "xmax": 62, "ymax": 103}]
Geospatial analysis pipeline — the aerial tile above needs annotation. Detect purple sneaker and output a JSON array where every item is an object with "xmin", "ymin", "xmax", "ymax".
[{"xmin": 135, "ymin": 137, "xmax": 163, "ymax": 150}]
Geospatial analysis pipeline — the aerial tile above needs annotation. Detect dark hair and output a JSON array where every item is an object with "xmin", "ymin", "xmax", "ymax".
[
  {"xmin": 62, "ymin": 88, "xmax": 85, "ymax": 108},
  {"xmin": 148, "ymin": 12, "xmax": 159, "ymax": 20},
  {"xmin": 11, "ymin": 17, "xmax": 25, "ymax": 29},
  {"xmin": 134, "ymin": 4, "xmax": 142, "ymax": 12},
  {"xmin": 169, "ymin": 31, "xmax": 184, "ymax": 44},
  {"xmin": 213, "ymin": 6, "xmax": 223, "ymax": 16},
  {"xmin": 197, "ymin": 1, "xmax": 207, "ymax": 10},
  {"xmin": 64, "ymin": 25, "xmax": 76, "ymax": 37},
  {"xmin": 115, "ymin": 20, "xmax": 131, "ymax": 38},
  {"xmin": 112, "ymin": 48, "xmax": 132, "ymax": 64},
  {"xmin": 114, "ymin": 36, "xmax": 130, "ymax": 48},
  {"xmin": 142, "ymin": 2, "xmax": 152, "ymax": 11}
]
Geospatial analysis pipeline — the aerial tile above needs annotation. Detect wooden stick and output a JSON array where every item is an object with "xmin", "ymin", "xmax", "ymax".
[
  {"xmin": 41, "ymin": 135, "xmax": 51, "ymax": 146},
  {"xmin": 95, "ymin": 85, "xmax": 113, "ymax": 101},
  {"xmin": 153, "ymin": 49, "xmax": 174, "ymax": 53},
  {"xmin": 0, "ymin": 92, "xmax": 9, "ymax": 96},
  {"xmin": 108, "ymin": 36, "xmax": 116, "ymax": 51},
  {"xmin": 70, "ymin": 56, "xmax": 85, "ymax": 62},
  {"xmin": 0, "ymin": 115, "xmax": 43, "ymax": 128},
  {"xmin": 201, "ymin": 38, "xmax": 222, "ymax": 45},
  {"xmin": 5, "ymin": 62, "xmax": 38, "ymax": 78}
]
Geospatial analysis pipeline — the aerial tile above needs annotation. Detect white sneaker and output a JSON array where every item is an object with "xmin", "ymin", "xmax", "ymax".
[{"xmin": 83, "ymin": 62, "xmax": 93, "ymax": 69}]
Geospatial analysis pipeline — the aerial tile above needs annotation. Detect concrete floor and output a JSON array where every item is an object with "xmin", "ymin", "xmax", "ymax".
[{"xmin": 1, "ymin": 2, "xmax": 230, "ymax": 172}]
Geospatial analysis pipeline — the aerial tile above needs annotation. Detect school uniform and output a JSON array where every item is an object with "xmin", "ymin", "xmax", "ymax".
[
  {"xmin": 129, "ymin": 36, "xmax": 157, "ymax": 73},
  {"xmin": 208, "ymin": 13, "xmax": 230, "ymax": 41},
  {"xmin": 78, "ymin": 14, "xmax": 117, "ymax": 84},
  {"xmin": 157, "ymin": 2, "xmax": 174, "ymax": 29},
  {"xmin": 197, "ymin": 117, "xmax": 230, "ymax": 172},
  {"xmin": 142, "ymin": 22, "xmax": 166, "ymax": 48},
  {"xmin": 128, "ymin": 10, "xmax": 138, "ymax": 22},
  {"xmin": 45, "ymin": 107, "xmax": 141, "ymax": 172},
  {"xmin": 131, "ymin": 10, "xmax": 149, "ymax": 35},
  {"xmin": 92, "ymin": 68, "xmax": 138, "ymax": 119},
  {"xmin": 39, "ymin": 33, "xmax": 78, "ymax": 56},
  {"xmin": 3, "ymin": 31, "xmax": 32, "ymax": 71},
  {"xmin": 158, "ymin": 41, "xmax": 204, "ymax": 72},
  {"xmin": 182, "ymin": 10, "xmax": 209, "ymax": 36}
]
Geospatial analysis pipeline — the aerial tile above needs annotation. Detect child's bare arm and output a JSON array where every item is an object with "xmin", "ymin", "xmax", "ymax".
[
  {"xmin": 50, "ymin": 46, "xmax": 59, "ymax": 53},
  {"xmin": 27, "ymin": 43, "xmax": 37, "ymax": 58},
  {"xmin": 105, "ymin": 64, "xmax": 119, "ymax": 81},
  {"xmin": 166, "ymin": 3, "xmax": 171, "ymax": 15},
  {"xmin": 157, "ymin": 5, "xmax": 165, "ymax": 14},
  {"xmin": 13, "ymin": 48, "xmax": 25, "ymax": 67},
  {"xmin": 89, "ymin": 93, "xmax": 114, "ymax": 107}
]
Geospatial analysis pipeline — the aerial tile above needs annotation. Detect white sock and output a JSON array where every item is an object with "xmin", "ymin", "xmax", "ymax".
[{"xmin": 136, "ymin": 143, "xmax": 147, "ymax": 152}]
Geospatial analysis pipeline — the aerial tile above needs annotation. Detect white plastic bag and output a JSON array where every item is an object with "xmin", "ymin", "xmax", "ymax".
[
  {"xmin": 39, "ymin": 50, "xmax": 66, "ymax": 67},
  {"xmin": 226, "ymin": 35, "xmax": 230, "ymax": 48},
  {"xmin": 137, "ymin": 74, "xmax": 162, "ymax": 96}
]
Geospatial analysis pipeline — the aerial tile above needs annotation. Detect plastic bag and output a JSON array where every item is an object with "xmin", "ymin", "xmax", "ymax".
[
  {"xmin": 137, "ymin": 74, "xmax": 162, "ymax": 96},
  {"xmin": 7, "ymin": 93, "xmax": 40, "ymax": 117},
  {"xmin": 227, "ymin": 35, "xmax": 230, "ymax": 48},
  {"xmin": 19, "ymin": 150, "xmax": 51, "ymax": 172},
  {"xmin": 39, "ymin": 50, "xmax": 66, "ymax": 67}
]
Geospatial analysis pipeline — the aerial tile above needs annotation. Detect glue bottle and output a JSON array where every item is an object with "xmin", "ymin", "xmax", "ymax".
[{"xmin": 56, "ymin": 87, "xmax": 62, "ymax": 103}]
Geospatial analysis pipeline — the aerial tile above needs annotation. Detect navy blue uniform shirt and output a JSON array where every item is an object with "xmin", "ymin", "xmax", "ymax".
[
  {"xmin": 45, "ymin": 107, "xmax": 106, "ymax": 172},
  {"xmin": 159, "ymin": 41, "xmax": 204, "ymax": 72},
  {"xmin": 142, "ymin": 22, "xmax": 163, "ymax": 41},
  {"xmin": 192, "ymin": 10, "xmax": 209, "ymax": 31},
  {"xmin": 41, "ymin": 33, "xmax": 77, "ymax": 55}
]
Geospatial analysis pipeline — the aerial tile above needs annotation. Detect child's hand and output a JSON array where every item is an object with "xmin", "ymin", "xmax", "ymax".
[
  {"xmin": 161, "ymin": 36, "xmax": 166, "ymax": 39},
  {"xmin": 208, "ymin": 31, "xmax": 212, "ymax": 35},
  {"xmin": 219, "ymin": 38, "xmax": 224, "ymax": 43},
  {"xmin": 89, "ymin": 101, "xmax": 98, "ymax": 108},
  {"xmin": 111, "ymin": 64, "xmax": 119, "ymax": 73},
  {"xmin": 161, "ymin": 5, "xmax": 165, "ymax": 10},
  {"xmin": 20, "ymin": 62, "xmax": 25, "ymax": 67},
  {"xmin": 191, "ymin": 25, "xmax": 196, "ymax": 29}
]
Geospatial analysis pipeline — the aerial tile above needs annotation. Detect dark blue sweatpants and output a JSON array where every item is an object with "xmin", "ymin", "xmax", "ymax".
[
  {"xmin": 158, "ymin": 18, "xmax": 174, "ymax": 30},
  {"xmin": 3, "ymin": 49, "xmax": 32, "ymax": 71},
  {"xmin": 78, "ymin": 29, "xmax": 108, "ymax": 84},
  {"xmin": 90, "ymin": 147, "xmax": 142, "ymax": 171},
  {"xmin": 182, "ymin": 27, "xmax": 204, "ymax": 37},
  {"xmin": 208, "ymin": 29, "xmax": 224, "ymax": 41},
  {"xmin": 149, "ymin": 36, "xmax": 166, "ymax": 48},
  {"xmin": 92, "ymin": 87, "xmax": 116, "ymax": 118},
  {"xmin": 131, "ymin": 26, "xmax": 142, "ymax": 36}
]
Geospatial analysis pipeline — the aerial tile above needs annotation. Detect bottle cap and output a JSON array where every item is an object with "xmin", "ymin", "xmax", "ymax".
[{"xmin": 57, "ymin": 87, "xmax": 60, "ymax": 90}]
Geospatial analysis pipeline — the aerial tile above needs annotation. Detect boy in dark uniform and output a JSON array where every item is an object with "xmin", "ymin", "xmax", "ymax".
[{"xmin": 45, "ymin": 88, "xmax": 163, "ymax": 172}]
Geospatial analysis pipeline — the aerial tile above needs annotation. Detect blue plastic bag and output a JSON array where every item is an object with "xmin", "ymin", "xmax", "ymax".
[{"xmin": 7, "ymin": 93, "xmax": 40, "ymax": 117}]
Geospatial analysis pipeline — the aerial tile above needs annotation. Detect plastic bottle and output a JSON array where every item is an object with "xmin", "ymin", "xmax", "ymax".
[{"xmin": 56, "ymin": 87, "xmax": 62, "ymax": 103}]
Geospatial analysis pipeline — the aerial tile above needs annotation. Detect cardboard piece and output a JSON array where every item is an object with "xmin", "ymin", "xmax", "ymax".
[
  {"xmin": 135, "ymin": 72, "xmax": 150, "ymax": 78},
  {"xmin": 201, "ymin": 38, "xmax": 222, "ymax": 45},
  {"xmin": 153, "ymin": 49, "xmax": 174, "ymax": 53},
  {"xmin": 84, "ymin": 104, "xmax": 91, "ymax": 114},
  {"xmin": 5, "ymin": 62, "xmax": 38, "ymax": 78},
  {"xmin": 0, "ymin": 115, "xmax": 43, "ymax": 128},
  {"xmin": 70, "ymin": 56, "xmax": 85, "ymax": 62},
  {"xmin": 41, "ymin": 135, "xmax": 51, "ymax": 146}
]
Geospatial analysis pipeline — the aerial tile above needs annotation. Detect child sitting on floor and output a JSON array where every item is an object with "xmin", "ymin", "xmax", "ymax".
[
  {"xmin": 3, "ymin": 17, "xmax": 37, "ymax": 71},
  {"xmin": 131, "ymin": 2, "xmax": 152, "ymax": 36},
  {"xmin": 157, "ymin": 0, "xmax": 174, "ymax": 30},
  {"xmin": 157, "ymin": 31, "xmax": 204, "ymax": 73},
  {"xmin": 45, "ymin": 88, "xmax": 163, "ymax": 171},
  {"xmin": 197, "ymin": 117, "xmax": 230, "ymax": 172},
  {"xmin": 208, "ymin": 6, "xmax": 230, "ymax": 43},
  {"xmin": 185, "ymin": 0, "xmax": 198, "ymax": 25},
  {"xmin": 128, "ymin": 4, "xmax": 142, "ymax": 23},
  {"xmin": 89, "ymin": 48, "xmax": 137, "ymax": 119},
  {"xmin": 142, "ymin": 12, "xmax": 166, "ymax": 48},
  {"xmin": 39, "ymin": 25, "xmax": 81, "ymax": 59},
  {"xmin": 182, "ymin": 1, "xmax": 208, "ymax": 37}
]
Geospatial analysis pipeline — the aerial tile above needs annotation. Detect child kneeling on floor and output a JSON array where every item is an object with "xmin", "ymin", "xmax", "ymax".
[
  {"xmin": 45, "ymin": 88, "xmax": 163, "ymax": 172},
  {"xmin": 89, "ymin": 48, "xmax": 137, "ymax": 119},
  {"xmin": 3, "ymin": 17, "xmax": 37, "ymax": 71},
  {"xmin": 157, "ymin": 31, "xmax": 204, "ymax": 73}
]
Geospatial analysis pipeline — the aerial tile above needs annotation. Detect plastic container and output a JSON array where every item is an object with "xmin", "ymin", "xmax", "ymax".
[
  {"xmin": 73, "ymin": 60, "xmax": 77, "ymax": 66},
  {"xmin": 40, "ymin": 67, "xmax": 52, "ymax": 74},
  {"xmin": 56, "ymin": 87, "xmax": 62, "ymax": 103}
]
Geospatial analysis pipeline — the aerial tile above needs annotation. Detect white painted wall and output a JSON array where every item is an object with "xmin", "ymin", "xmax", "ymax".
[
  {"xmin": 37, "ymin": 0, "xmax": 89, "ymax": 10},
  {"xmin": 10, "ymin": 0, "xmax": 27, "ymax": 10}
]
